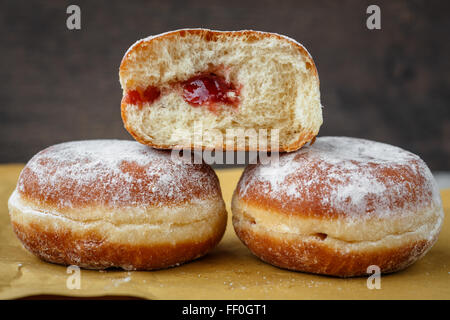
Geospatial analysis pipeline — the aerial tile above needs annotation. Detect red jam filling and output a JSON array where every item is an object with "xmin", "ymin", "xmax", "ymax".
[
  {"xmin": 124, "ymin": 72, "xmax": 240, "ymax": 113},
  {"xmin": 181, "ymin": 73, "xmax": 240, "ymax": 110},
  {"xmin": 124, "ymin": 86, "xmax": 161, "ymax": 107}
]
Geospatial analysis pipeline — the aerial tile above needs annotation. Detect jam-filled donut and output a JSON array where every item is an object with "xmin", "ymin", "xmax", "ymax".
[
  {"xmin": 8, "ymin": 140, "xmax": 227, "ymax": 270},
  {"xmin": 119, "ymin": 29, "xmax": 322, "ymax": 152},
  {"xmin": 232, "ymin": 136, "xmax": 443, "ymax": 277}
]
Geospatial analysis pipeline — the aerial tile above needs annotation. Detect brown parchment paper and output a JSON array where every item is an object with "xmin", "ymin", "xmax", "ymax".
[{"xmin": 0, "ymin": 164, "xmax": 449, "ymax": 299}]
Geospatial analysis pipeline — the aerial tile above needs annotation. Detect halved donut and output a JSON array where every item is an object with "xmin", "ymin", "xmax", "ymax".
[{"xmin": 119, "ymin": 29, "xmax": 323, "ymax": 151}]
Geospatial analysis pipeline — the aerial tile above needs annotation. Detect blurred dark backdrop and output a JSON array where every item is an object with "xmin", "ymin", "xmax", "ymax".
[{"xmin": 0, "ymin": 0, "xmax": 449, "ymax": 169}]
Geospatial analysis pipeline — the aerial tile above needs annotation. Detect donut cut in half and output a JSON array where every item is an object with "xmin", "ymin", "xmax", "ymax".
[{"xmin": 119, "ymin": 29, "xmax": 322, "ymax": 152}]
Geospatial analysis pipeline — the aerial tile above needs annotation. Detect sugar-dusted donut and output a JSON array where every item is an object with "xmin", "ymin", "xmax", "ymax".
[
  {"xmin": 232, "ymin": 136, "xmax": 443, "ymax": 277},
  {"xmin": 9, "ymin": 140, "xmax": 227, "ymax": 270}
]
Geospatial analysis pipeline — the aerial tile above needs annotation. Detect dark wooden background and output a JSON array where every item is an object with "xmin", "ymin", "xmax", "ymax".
[{"xmin": 1, "ymin": 0, "xmax": 449, "ymax": 169}]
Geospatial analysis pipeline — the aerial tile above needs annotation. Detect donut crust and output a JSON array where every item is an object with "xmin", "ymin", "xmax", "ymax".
[
  {"xmin": 232, "ymin": 197, "xmax": 439, "ymax": 277},
  {"xmin": 11, "ymin": 220, "xmax": 225, "ymax": 271},
  {"xmin": 9, "ymin": 140, "xmax": 228, "ymax": 270},
  {"xmin": 232, "ymin": 137, "xmax": 444, "ymax": 277}
]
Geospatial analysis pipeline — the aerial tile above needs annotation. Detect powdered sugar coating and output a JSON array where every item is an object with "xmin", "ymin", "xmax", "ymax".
[
  {"xmin": 18, "ymin": 140, "xmax": 221, "ymax": 209},
  {"xmin": 237, "ymin": 137, "xmax": 441, "ymax": 218}
]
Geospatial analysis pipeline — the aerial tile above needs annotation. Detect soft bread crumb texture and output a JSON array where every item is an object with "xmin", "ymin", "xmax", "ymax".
[{"xmin": 120, "ymin": 29, "xmax": 323, "ymax": 151}]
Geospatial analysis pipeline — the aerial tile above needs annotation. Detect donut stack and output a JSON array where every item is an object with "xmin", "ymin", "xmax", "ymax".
[{"xmin": 9, "ymin": 29, "xmax": 443, "ymax": 276}]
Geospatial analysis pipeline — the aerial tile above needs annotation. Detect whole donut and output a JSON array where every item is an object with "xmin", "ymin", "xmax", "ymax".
[
  {"xmin": 232, "ymin": 136, "xmax": 443, "ymax": 277},
  {"xmin": 8, "ymin": 140, "xmax": 227, "ymax": 270}
]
